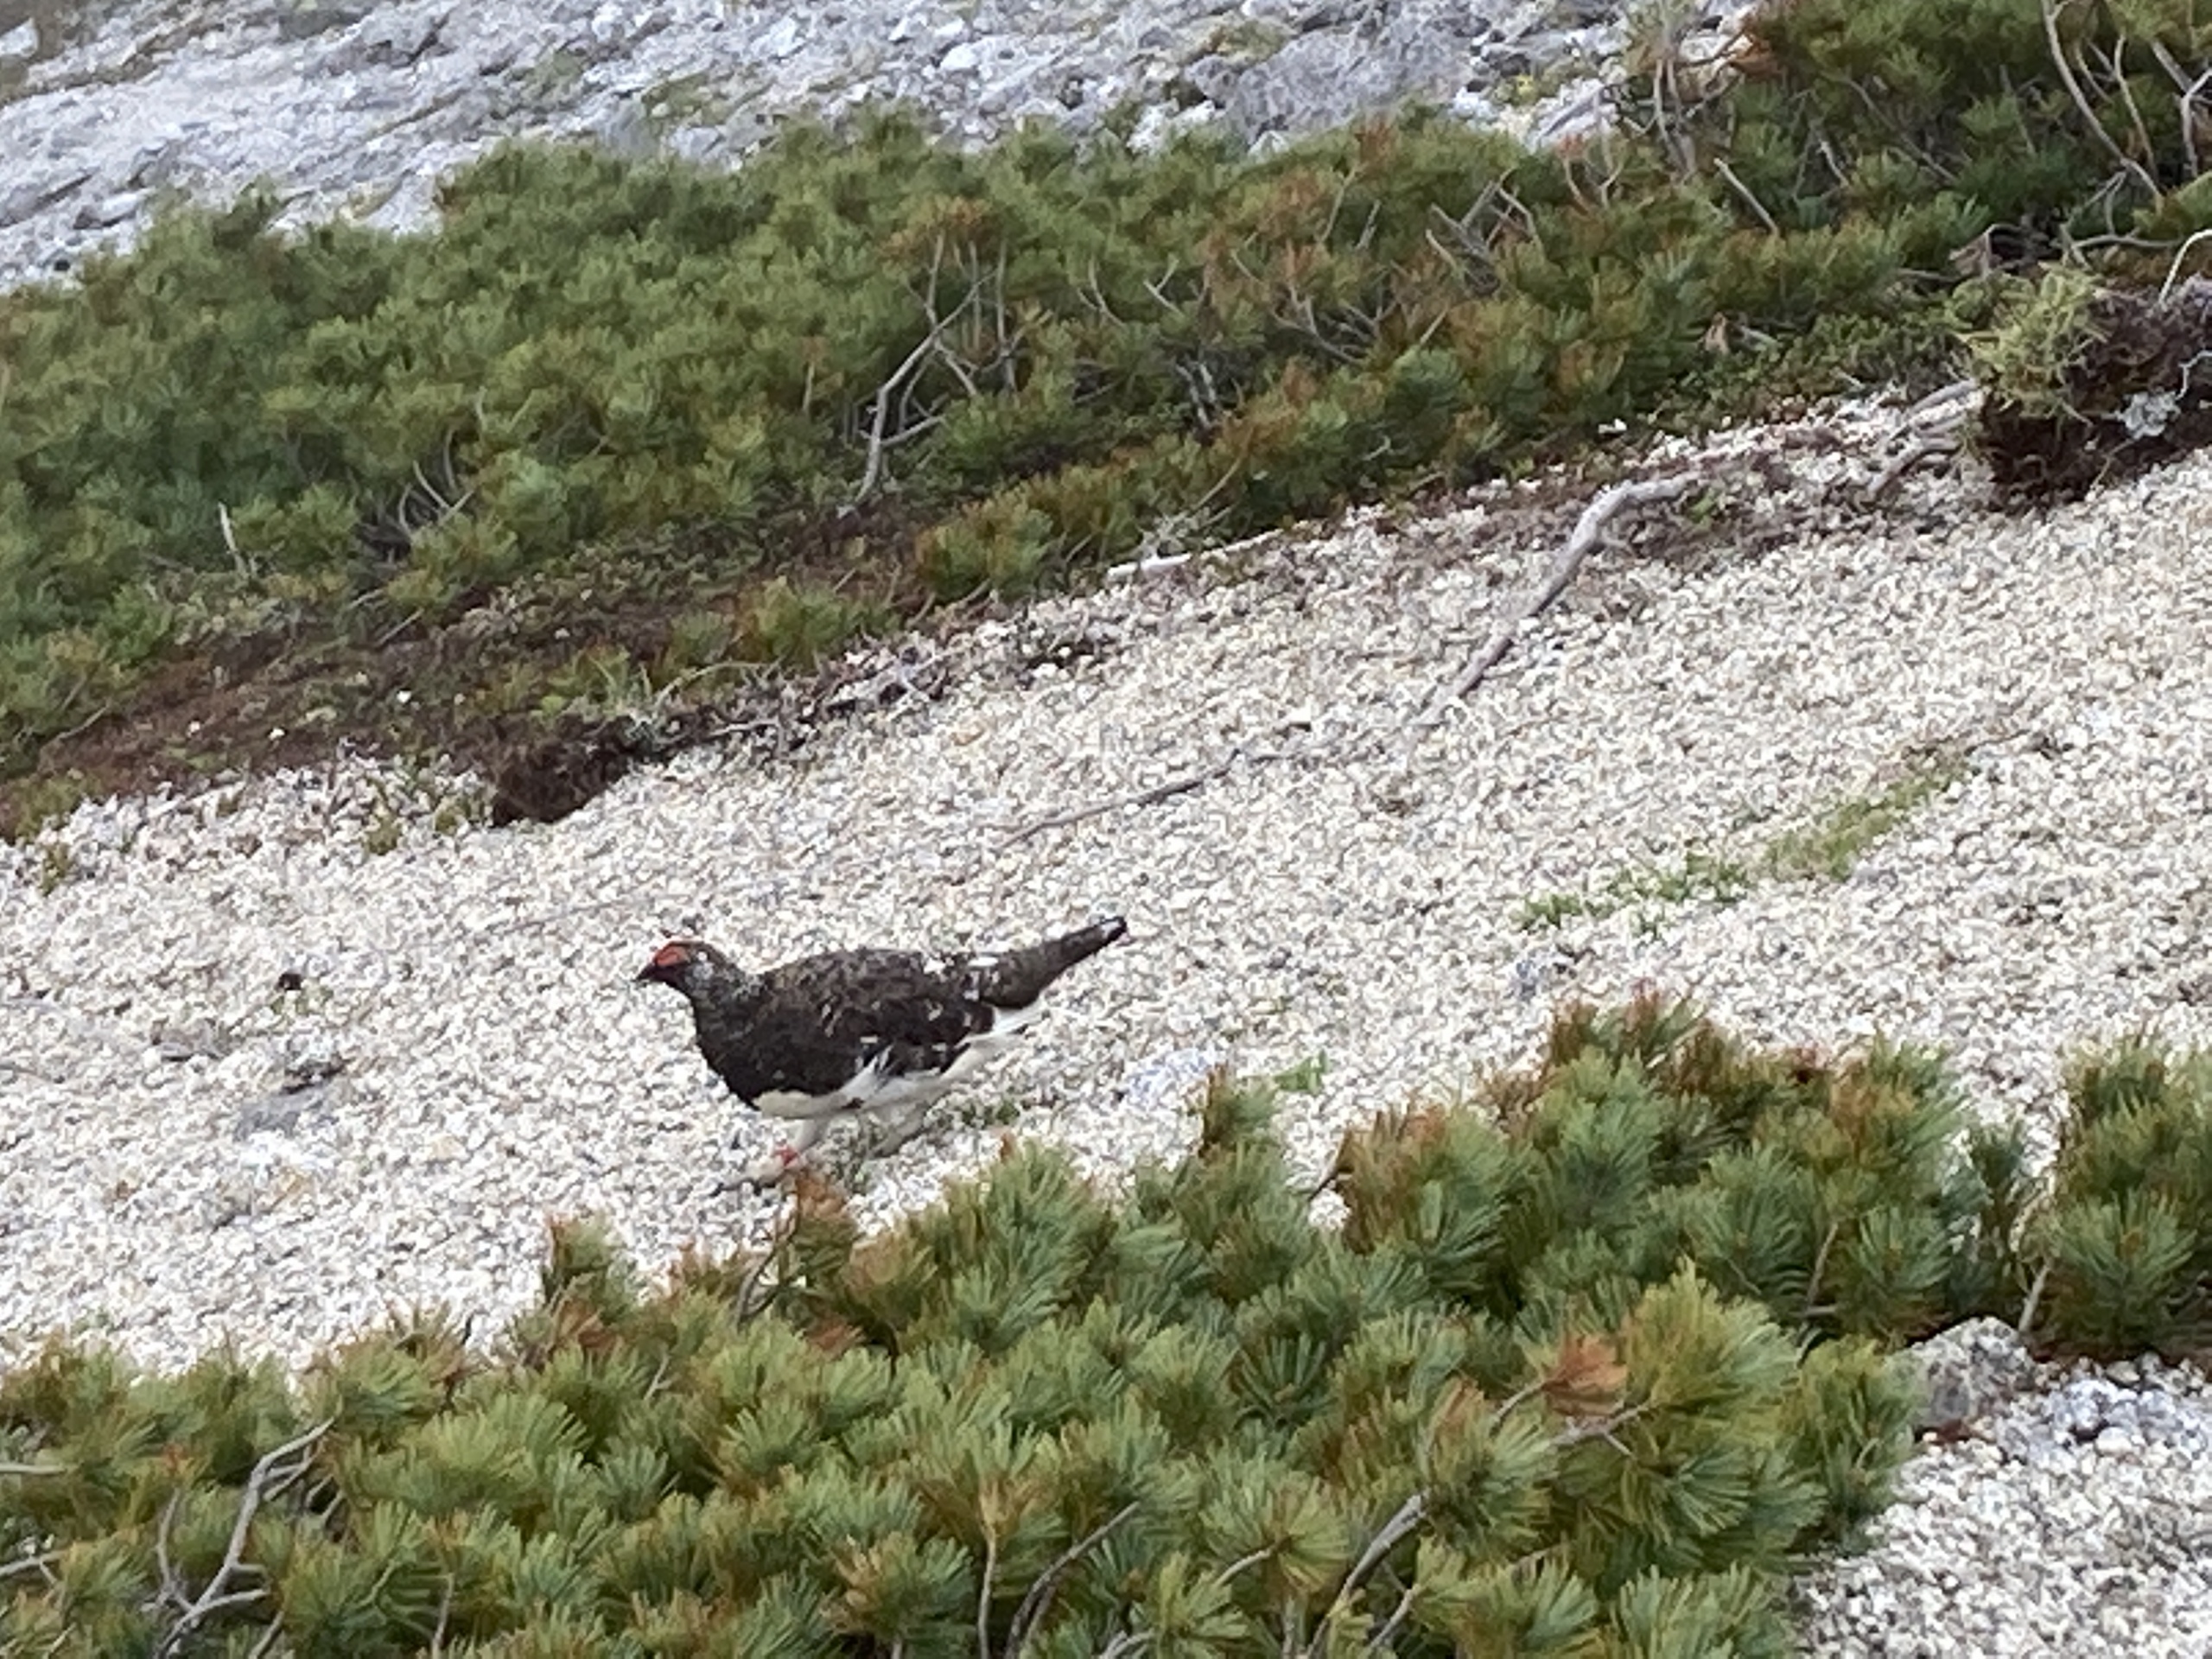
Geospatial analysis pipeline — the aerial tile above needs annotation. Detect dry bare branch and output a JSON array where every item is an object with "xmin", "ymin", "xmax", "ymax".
[
  {"xmin": 1302, "ymin": 1493, "xmax": 1427, "ymax": 1659},
  {"xmin": 152, "ymin": 1418, "xmax": 334, "ymax": 1658},
  {"xmin": 1003, "ymin": 1499, "xmax": 1141, "ymax": 1657},
  {"xmin": 1000, "ymin": 467, "xmax": 1707, "ymax": 852},
  {"xmin": 429, "ymin": 1573, "xmax": 454, "ymax": 1656},
  {"xmin": 2043, "ymin": 0, "xmax": 2162, "ymax": 199},
  {"xmin": 1713, "ymin": 158, "xmax": 1779, "ymax": 234},
  {"xmin": 2160, "ymin": 227, "xmax": 2212, "ymax": 302},
  {"xmin": 1866, "ymin": 434, "xmax": 1961, "ymax": 500},
  {"xmin": 1364, "ymin": 1583, "xmax": 1420, "ymax": 1654},
  {"xmin": 976, "ymin": 1526, "xmax": 1000, "ymax": 1659},
  {"xmin": 0, "ymin": 1550, "xmax": 62, "ymax": 1583},
  {"xmin": 1416, "ymin": 472, "xmax": 1700, "ymax": 722},
  {"xmin": 2148, "ymin": 41, "xmax": 2212, "ymax": 178},
  {"xmin": 996, "ymin": 746, "xmax": 1255, "ymax": 850},
  {"xmin": 2018, "ymin": 1260, "xmax": 2054, "ymax": 1343},
  {"xmin": 853, "ymin": 242, "xmax": 977, "ymax": 506}
]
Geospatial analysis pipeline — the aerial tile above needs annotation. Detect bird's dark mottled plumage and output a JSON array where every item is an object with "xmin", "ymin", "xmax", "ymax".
[{"xmin": 639, "ymin": 918, "xmax": 1127, "ymax": 1184}]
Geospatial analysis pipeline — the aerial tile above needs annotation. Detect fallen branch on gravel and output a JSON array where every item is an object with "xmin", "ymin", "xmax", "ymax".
[
  {"xmin": 996, "ymin": 744, "xmax": 1271, "ymax": 849},
  {"xmin": 1866, "ymin": 378, "xmax": 1977, "ymax": 500},
  {"xmin": 1414, "ymin": 472, "xmax": 1699, "ymax": 723},
  {"xmin": 996, "ymin": 471, "xmax": 1704, "ymax": 848},
  {"xmin": 1866, "ymin": 433, "xmax": 1961, "ymax": 500}
]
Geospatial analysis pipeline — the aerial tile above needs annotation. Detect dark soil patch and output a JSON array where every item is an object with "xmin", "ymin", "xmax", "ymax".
[
  {"xmin": 1981, "ymin": 279, "xmax": 2212, "ymax": 502},
  {"xmin": 1, "ymin": 615, "xmax": 677, "ymax": 840},
  {"xmin": 1, "ymin": 498, "xmax": 936, "ymax": 839}
]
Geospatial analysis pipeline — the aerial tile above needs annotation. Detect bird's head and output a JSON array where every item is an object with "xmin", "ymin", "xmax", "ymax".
[{"xmin": 636, "ymin": 938, "xmax": 732, "ymax": 995}]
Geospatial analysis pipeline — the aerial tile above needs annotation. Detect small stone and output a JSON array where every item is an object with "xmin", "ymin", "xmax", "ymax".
[
  {"xmin": 73, "ymin": 189, "xmax": 148, "ymax": 230},
  {"xmin": 276, "ymin": 3, "xmax": 372, "ymax": 43},
  {"xmin": 1911, "ymin": 1316, "xmax": 2040, "ymax": 1433}
]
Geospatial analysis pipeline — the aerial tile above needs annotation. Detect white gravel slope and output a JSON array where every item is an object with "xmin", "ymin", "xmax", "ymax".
[{"xmin": 5, "ymin": 398, "xmax": 2212, "ymax": 1652}]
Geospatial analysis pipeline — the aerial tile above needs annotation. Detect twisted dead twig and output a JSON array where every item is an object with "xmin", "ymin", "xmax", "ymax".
[
  {"xmin": 852, "ymin": 321, "xmax": 956, "ymax": 505},
  {"xmin": 1866, "ymin": 378, "xmax": 1976, "ymax": 500},
  {"xmin": 2043, "ymin": 0, "xmax": 2162, "ymax": 200},
  {"xmin": 1416, "ymin": 472, "xmax": 1700, "ymax": 721},
  {"xmin": 152, "ymin": 1418, "xmax": 334, "ymax": 1658},
  {"xmin": 995, "ymin": 746, "xmax": 1257, "ymax": 851},
  {"xmin": 0, "ymin": 1549, "xmax": 61, "ymax": 1584},
  {"xmin": 1713, "ymin": 158, "xmax": 1779, "ymax": 234},
  {"xmin": 2017, "ymin": 1261, "xmax": 2055, "ymax": 1344},
  {"xmin": 1365, "ymin": 1583, "xmax": 1421, "ymax": 1654},
  {"xmin": 1295, "ymin": 1387, "xmax": 1655, "ymax": 1654},
  {"xmin": 976, "ymin": 1525, "xmax": 999, "ymax": 1659},
  {"xmin": 852, "ymin": 237, "xmax": 984, "ymax": 507},
  {"xmin": 428, "ymin": 1573, "xmax": 455, "ymax": 1656},
  {"xmin": 1001, "ymin": 1499, "xmax": 1141, "ymax": 1657},
  {"xmin": 1866, "ymin": 435, "xmax": 1961, "ymax": 500},
  {"xmin": 1301, "ymin": 1493, "xmax": 1427, "ymax": 1659}
]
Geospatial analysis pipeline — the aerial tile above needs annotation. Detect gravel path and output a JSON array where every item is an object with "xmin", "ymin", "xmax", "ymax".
[{"xmin": 5, "ymin": 396, "xmax": 2212, "ymax": 1651}]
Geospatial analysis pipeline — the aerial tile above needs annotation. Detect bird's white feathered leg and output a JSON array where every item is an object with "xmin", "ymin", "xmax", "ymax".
[{"xmin": 736, "ymin": 1115, "xmax": 830, "ymax": 1188}]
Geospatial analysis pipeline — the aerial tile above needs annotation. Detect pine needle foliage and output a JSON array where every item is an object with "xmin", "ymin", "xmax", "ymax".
[
  {"xmin": 9, "ymin": 1006, "xmax": 2212, "ymax": 1650},
  {"xmin": 2023, "ymin": 1036, "xmax": 2212, "ymax": 1356}
]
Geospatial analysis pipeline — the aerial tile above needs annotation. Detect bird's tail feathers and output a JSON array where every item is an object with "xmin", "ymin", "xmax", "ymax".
[{"xmin": 983, "ymin": 916, "xmax": 1127, "ymax": 1005}]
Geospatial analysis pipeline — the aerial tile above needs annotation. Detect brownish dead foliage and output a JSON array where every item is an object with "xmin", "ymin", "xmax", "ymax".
[
  {"xmin": 1981, "ymin": 278, "xmax": 2212, "ymax": 502},
  {"xmin": 1541, "ymin": 1332, "xmax": 1630, "ymax": 1421}
]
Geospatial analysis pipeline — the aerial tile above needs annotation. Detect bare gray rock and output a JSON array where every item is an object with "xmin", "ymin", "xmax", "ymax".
[
  {"xmin": 320, "ymin": 8, "xmax": 448, "ymax": 74},
  {"xmin": 1911, "ymin": 1317, "xmax": 2041, "ymax": 1434},
  {"xmin": 0, "ymin": 15, "xmax": 37, "ymax": 66},
  {"xmin": 276, "ymin": 2, "xmax": 371, "ymax": 42},
  {"xmin": 1218, "ymin": 6, "xmax": 1474, "ymax": 145},
  {"xmin": 0, "ymin": 0, "xmax": 1759, "ymax": 287}
]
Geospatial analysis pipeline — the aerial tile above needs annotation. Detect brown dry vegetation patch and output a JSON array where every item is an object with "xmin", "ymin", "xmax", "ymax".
[
  {"xmin": 7, "ymin": 600, "xmax": 690, "ymax": 839},
  {"xmin": 2, "ymin": 497, "xmax": 936, "ymax": 838},
  {"xmin": 1981, "ymin": 279, "xmax": 2212, "ymax": 503}
]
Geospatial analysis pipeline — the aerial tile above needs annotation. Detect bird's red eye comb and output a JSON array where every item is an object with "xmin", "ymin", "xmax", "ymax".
[{"xmin": 648, "ymin": 941, "xmax": 691, "ymax": 970}]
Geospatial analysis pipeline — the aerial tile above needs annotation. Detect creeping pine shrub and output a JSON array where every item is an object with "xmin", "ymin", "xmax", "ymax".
[
  {"xmin": 15, "ymin": 0, "xmax": 2212, "ymax": 798},
  {"xmin": 742, "ymin": 576, "xmax": 888, "ymax": 667},
  {"xmin": 5, "ymin": 1001, "xmax": 2209, "ymax": 1652},
  {"xmin": 2025, "ymin": 1037, "xmax": 2212, "ymax": 1356}
]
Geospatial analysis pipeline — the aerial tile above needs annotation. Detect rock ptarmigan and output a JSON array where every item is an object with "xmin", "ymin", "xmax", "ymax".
[{"xmin": 637, "ymin": 917, "xmax": 1128, "ymax": 1185}]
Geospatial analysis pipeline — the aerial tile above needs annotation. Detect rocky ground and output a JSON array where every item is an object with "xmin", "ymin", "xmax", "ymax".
[
  {"xmin": 0, "ymin": 0, "xmax": 1736, "ymax": 285},
  {"xmin": 7, "ymin": 397, "xmax": 2212, "ymax": 1653}
]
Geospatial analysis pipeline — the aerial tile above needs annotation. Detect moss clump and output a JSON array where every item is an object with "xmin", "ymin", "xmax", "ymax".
[{"xmin": 1974, "ymin": 272, "xmax": 2212, "ymax": 499}]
